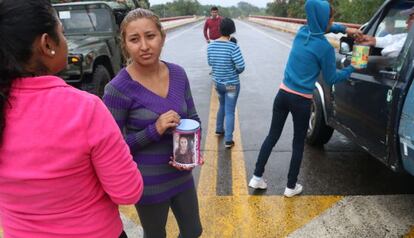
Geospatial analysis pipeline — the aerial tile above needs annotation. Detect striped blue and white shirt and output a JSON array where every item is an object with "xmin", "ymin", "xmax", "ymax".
[{"xmin": 207, "ymin": 40, "xmax": 245, "ymax": 85}]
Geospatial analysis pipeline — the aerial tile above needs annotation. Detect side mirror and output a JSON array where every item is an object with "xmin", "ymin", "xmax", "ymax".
[
  {"xmin": 339, "ymin": 36, "xmax": 354, "ymax": 56},
  {"xmin": 340, "ymin": 42, "xmax": 351, "ymax": 55}
]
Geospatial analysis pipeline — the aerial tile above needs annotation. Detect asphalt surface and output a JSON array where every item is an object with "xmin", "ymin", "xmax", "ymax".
[
  {"xmin": 2, "ymin": 19, "xmax": 414, "ymax": 238},
  {"xmin": 161, "ymin": 20, "xmax": 414, "ymax": 237}
]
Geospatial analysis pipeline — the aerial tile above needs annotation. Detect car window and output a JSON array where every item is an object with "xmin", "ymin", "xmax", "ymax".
[
  {"xmin": 375, "ymin": 2, "xmax": 414, "ymax": 37},
  {"xmin": 56, "ymin": 6, "xmax": 113, "ymax": 34},
  {"xmin": 394, "ymin": 25, "xmax": 414, "ymax": 73}
]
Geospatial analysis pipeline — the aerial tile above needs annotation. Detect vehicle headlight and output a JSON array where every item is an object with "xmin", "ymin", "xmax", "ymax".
[{"xmin": 68, "ymin": 55, "xmax": 83, "ymax": 66}]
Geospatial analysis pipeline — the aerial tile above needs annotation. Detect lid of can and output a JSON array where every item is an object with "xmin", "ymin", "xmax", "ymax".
[{"xmin": 176, "ymin": 119, "xmax": 200, "ymax": 131}]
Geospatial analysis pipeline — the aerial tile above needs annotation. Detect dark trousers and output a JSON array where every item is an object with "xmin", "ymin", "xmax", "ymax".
[
  {"xmin": 135, "ymin": 186, "xmax": 202, "ymax": 238},
  {"xmin": 253, "ymin": 89, "xmax": 311, "ymax": 188}
]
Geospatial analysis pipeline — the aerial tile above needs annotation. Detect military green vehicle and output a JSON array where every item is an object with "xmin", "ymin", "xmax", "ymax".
[{"xmin": 53, "ymin": 1, "xmax": 140, "ymax": 96}]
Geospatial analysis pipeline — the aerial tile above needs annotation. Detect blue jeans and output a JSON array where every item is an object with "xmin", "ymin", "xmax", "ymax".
[
  {"xmin": 215, "ymin": 83, "xmax": 240, "ymax": 142},
  {"xmin": 253, "ymin": 89, "xmax": 311, "ymax": 189}
]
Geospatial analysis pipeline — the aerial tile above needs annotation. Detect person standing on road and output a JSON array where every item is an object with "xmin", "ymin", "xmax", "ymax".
[
  {"xmin": 249, "ymin": 0, "xmax": 358, "ymax": 197},
  {"xmin": 207, "ymin": 18, "xmax": 245, "ymax": 149},
  {"xmin": 0, "ymin": 1, "xmax": 144, "ymax": 237},
  {"xmin": 203, "ymin": 6, "xmax": 222, "ymax": 43},
  {"xmin": 103, "ymin": 8, "xmax": 203, "ymax": 238}
]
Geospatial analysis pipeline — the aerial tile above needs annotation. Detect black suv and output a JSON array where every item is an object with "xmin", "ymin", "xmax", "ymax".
[
  {"xmin": 53, "ymin": 1, "xmax": 139, "ymax": 96},
  {"xmin": 307, "ymin": 0, "xmax": 414, "ymax": 176}
]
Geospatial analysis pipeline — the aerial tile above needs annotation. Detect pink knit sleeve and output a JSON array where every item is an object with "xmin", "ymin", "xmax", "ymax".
[{"xmin": 86, "ymin": 97, "xmax": 143, "ymax": 204}]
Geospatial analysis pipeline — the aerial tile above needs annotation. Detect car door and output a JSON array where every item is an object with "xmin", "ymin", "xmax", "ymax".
[
  {"xmin": 398, "ymin": 26, "xmax": 414, "ymax": 176},
  {"xmin": 332, "ymin": 1, "xmax": 411, "ymax": 162}
]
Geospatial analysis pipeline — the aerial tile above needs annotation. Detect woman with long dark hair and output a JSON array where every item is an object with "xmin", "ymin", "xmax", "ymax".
[
  {"xmin": 103, "ymin": 8, "xmax": 203, "ymax": 238},
  {"xmin": 0, "ymin": 1, "xmax": 143, "ymax": 237}
]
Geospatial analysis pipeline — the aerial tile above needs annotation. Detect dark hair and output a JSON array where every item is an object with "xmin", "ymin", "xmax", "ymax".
[
  {"xmin": 211, "ymin": 6, "xmax": 218, "ymax": 11},
  {"xmin": 0, "ymin": 0, "xmax": 59, "ymax": 145},
  {"xmin": 220, "ymin": 18, "xmax": 236, "ymax": 36},
  {"xmin": 229, "ymin": 36, "xmax": 238, "ymax": 44}
]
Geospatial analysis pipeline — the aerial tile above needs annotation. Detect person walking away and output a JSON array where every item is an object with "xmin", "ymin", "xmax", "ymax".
[
  {"xmin": 248, "ymin": 0, "xmax": 356, "ymax": 197},
  {"xmin": 0, "ymin": 1, "xmax": 144, "ymax": 237},
  {"xmin": 207, "ymin": 18, "xmax": 245, "ymax": 149},
  {"xmin": 203, "ymin": 6, "xmax": 222, "ymax": 43},
  {"xmin": 103, "ymin": 8, "xmax": 203, "ymax": 238}
]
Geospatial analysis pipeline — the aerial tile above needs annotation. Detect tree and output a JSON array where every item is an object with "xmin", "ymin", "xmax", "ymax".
[
  {"xmin": 286, "ymin": 0, "xmax": 306, "ymax": 18},
  {"xmin": 237, "ymin": 1, "xmax": 261, "ymax": 17},
  {"xmin": 266, "ymin": 0, "xmax": 288, "ymax": 17},
  {"xmin": 264, "ymin": 0, "xmax": 384, "ymax": 24},
  {"xmin": 335, "ymin": 0, "xmax": 383, "ymax": 24}
]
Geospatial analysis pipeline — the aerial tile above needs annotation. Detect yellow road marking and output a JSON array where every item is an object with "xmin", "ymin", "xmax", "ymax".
[
  {"xmin": 231, "ymin": 109, "xmax": 248, "ymax": 196},
  {"xmin": 197, "ymin": 88, "xmax": 219, "ymax": 197},
  {"xmin": 0, "ymin": 88, "xmax": 344, "ymax": 238},
  {"xmin": 193, "ymin": 88, "xmax": 343, "ymax": 237}
]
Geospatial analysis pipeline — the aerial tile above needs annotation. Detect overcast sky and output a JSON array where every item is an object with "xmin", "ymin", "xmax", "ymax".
[{"xmin": 149, "ymin": 0, "xmax": 272, "ymax": 8}]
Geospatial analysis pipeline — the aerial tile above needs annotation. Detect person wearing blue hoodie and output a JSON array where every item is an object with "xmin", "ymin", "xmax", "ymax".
[{"xmin": 248, "ymin": 0, "xmax": 357, "ymax": 197}]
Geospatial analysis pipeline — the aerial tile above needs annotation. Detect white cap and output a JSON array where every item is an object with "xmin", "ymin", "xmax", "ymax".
[{"xmin": 400, "ymin": 6, "xmax": 414, "ymax": 16}]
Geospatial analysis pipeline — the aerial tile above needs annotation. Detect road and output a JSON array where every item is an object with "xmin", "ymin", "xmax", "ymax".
[
  {"xmin": 150, "ymin": 19, "xmax": 414, "ymax": 238},
  {"xmin": 1, "ymin": 20, "xmax": 414, "ymax": 238}
]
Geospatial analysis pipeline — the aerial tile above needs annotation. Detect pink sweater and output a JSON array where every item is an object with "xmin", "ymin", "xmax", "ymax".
[{"xmin": 0, "ymin": 76, "xmax": 143, "ymax": 238}]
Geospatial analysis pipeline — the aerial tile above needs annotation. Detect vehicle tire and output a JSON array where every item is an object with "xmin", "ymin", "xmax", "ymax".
[
  {"xmin": 306, "ymin": 90, "xmax": 334, "ymax": 146},
  {"xmin": 82, "ymin": 65, "xmax": 111, "ymax": 98}
]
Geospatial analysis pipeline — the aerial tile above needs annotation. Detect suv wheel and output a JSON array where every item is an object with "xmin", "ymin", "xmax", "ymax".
[
  {"xmin": 306, "ymin": 90, "xmax": 334, "ymax": 146},
  {"xmin": 82, "ymin": 65, "xmax": 111, "ymax": 97}
]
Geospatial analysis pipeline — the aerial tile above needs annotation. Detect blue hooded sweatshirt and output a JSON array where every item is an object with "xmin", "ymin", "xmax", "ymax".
[{"xmin": 283, "ymin": 0, "xmax": 354, "ymax": 95}]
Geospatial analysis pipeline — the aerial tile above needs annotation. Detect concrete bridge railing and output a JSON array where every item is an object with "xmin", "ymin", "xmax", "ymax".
[{"xmin": 161, "ymin": 15, "xmax": 204, "ymax": 32}]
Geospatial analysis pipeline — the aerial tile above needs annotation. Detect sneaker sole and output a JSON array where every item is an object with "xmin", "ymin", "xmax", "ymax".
[
  {"xmin": 249, "ymin": 185, "xmax": 267, "ymax": 190},
  {"xmin": 283, "ymin": 190, "xmax": 303, "ymax": 197},
  {"xmin": 224, "ymin": 143, "xmax": 234, "ymax": 148}
]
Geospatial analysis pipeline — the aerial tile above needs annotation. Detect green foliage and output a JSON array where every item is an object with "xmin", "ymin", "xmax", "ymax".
[
  {"xmin": 151, "ymin": 0, "xmax": 200, "ymax": 17},
  {"xmin": 335, "ymin": 0, "xmax": 384, "ymax": 24},
  {"xmin": 265, "ymin": 0, "xmax": 384, "ymax": 24},
  {"xmin": 150, "ymin": 0, "xmax": 264, "ymax": 18},
  {"xmin": 286, "ymin": 0, "xmax": 306, "ymax": 18},
  {"xmin": 266, "ymin": 0, "xmax": 288, "ymax": 17}
]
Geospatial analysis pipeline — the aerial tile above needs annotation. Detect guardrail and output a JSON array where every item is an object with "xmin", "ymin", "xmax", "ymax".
[
  {"xmin": 249, "ymin": 15, "xmax": 362, "ymax": 29},
  {"xmin": 160, "ymin": 15, "xmax": 196, "ymax": 22}
]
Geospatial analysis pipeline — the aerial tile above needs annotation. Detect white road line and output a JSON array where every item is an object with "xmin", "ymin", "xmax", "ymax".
[
  {"xmin": 165, "ymin": 21, "xmax": 204, "ymax": 43},
  {"xmin": 236, "ymin": 20, "xmax": 292, "ymax": 49}
]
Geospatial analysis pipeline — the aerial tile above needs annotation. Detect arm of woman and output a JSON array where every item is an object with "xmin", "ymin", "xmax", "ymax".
[
  {"xmin": 87, "ymin": 97, "xmax": 143, "ymax": 204},
  {"xmin": 320, "ymin": 47, "xmax": 355, "ymax": 86},
  {"xmin": 103, "ymin": 83, "xmax": 164, "ymax": 153},
  {"xmin": 232, "ymin": 45, "xmax": 245, "ymax": 74}
]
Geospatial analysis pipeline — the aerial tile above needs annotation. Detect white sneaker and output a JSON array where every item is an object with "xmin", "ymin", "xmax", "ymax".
[
  {"xmin": 284, "ymin": 184, "xmax": 303, "ymax": 197},
  {"xmin": 248, "ymin": 176, "xmax": 268, "ymax": 189}
]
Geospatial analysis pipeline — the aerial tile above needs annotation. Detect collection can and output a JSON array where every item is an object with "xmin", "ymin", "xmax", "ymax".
[
  {"xmin": 351, "ymin": 45, "xmax": 370, "ymax": 69},
  {"xmin": 173, "ymin": 119, "xmax": 201, "ymax": 167}
]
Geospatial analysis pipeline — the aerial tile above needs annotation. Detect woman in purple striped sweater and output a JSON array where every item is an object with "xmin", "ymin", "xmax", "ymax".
[{"xmin": 103, "ymin": 9, "xmax": 202, "ymax": 238}]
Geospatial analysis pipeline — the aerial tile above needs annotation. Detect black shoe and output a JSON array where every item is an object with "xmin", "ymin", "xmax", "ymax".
[
  {"xmin": 215, "ymin": 131, "xmax": 224, "ymax": 136},
  {"xmin": 225, "ymin": 141, "xmax": 234, "ymax": 149}
]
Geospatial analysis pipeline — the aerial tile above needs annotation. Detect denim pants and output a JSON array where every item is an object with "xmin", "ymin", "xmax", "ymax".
[
  {"xmin": 215, "ymin": 83, "xmax": 240, "ymax": 142},
  {"xmin": 253, "ymin": 89, "xmax": 311, "ymax": 189}
]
